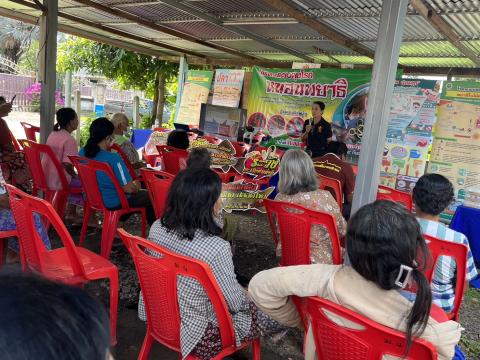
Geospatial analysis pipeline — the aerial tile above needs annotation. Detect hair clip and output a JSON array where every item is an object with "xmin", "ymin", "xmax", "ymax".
[{"xmin": 395, "ymin": 264, "xmax": 413, "ymax": 289}]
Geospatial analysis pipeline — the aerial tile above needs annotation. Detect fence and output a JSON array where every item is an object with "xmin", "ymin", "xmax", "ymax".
[{"xmin": 0, "ymin": 73, "xmax": 36, "ymax": 108}]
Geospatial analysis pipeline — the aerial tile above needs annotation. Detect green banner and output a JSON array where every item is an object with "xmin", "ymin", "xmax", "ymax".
[
  {"xmin": 177, "ymin": 70, "xmax": 214, "ymax": 126},
  {"xmin": 246, "ymin": 66, "xmax": 372, "ymax": 152}
]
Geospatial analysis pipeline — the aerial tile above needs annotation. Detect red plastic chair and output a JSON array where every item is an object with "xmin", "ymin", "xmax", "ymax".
[
  {"xmin": 8, "ymin": 129, "xmax": 22, "ymax": 151},
  {"xmin": 157, "ymin": 145, "xmax": 188, "ymax": 175},
  {"xmin": 306, "ymin": 296, "xmax": 437, "ymax": 360},
  {"xmin": 423, "ymin": 234, "xmax": 467, "ymax": 321},
  {"xmin": 318, "ymin": 175, "xmax": 343, "ymax": 213},
  {"xmin": 377, "ymin": 185, "xmax": 413, "ymax": 211},
  {"xmin": 69, "ymin": 156, "xmax": 146, "ymax": 259},
  {"xmin": 140, "ymin": 168, "xmax": 174, "ymax": 218},
  {"xmin": 0, "ymin": 230, "xmax": 17, "ymax": 268},
  {"xmin": 6, "ymin": 185, "xmax": 118, "ymax": 344},
  {"xmin": 264, "ymin": 199, "xmax": 342, "ymax": 266},
  {"xmin": 110, "ymin": 143, "xmax": 140, "ymax": 181},
  {"xmin": 18, "ymin": 139, "xmax": 83, "ymax": 219},
  {"xmin": 20, "ymin": 122, "xmax": 40, "ymax": 142},
  {"xmin": 118, "ymin": 229, "xmax": 261, "ymax": 360}
]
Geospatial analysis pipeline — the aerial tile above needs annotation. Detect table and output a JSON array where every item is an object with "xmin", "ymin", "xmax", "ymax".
[{"xmin": 451, "ymin": 205, "xmax": 480, "ymax": 267}]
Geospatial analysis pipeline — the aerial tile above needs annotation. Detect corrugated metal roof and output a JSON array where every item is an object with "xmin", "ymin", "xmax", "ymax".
[{"xmin": 2, "ymin": 0, "xmax": 479, "ymax": 68}]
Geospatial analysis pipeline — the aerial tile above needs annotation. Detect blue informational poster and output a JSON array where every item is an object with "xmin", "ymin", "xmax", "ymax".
[{"xmin": 95, "ymin": 104, "xmax": 105, "ymax": 118}]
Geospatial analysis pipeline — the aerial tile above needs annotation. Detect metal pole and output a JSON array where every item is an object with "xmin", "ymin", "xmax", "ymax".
[
  {"xmin": 74, "ymin": 90, "xmax": 81, "ymax": 144},
  {"xmin": 174, "ymin": 55, "xmax": 188, "ymax": 124},
  {"xmin": 351, "ymin": 0, "xmax": 409, "ymax": 213},
  {"xmin": 133, "ymin": 95, "xmax": 140, "ymax": 128},
  {"xmin": 65, "ymin": 70, "xmax": 72, "ymax": 108},
  {"xmin": 39, "ymin": 0, "xmax": 58, "ymax": 144}
]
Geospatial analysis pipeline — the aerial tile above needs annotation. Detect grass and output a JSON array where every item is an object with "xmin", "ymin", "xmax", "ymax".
[{"xmin": 460, "ymin": 287, "xmax": 480, "ymax": 358}]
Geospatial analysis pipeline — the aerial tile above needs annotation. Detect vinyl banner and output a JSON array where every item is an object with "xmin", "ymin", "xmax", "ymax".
[
  {"xmin": 246, "ymin": 66, "xmax": 372, "ymax": 152},
  {"xmin": 212, "ymin": 69, "xmax": 245, "ymax": 108},
  {"xmin": 177, "ymin": 70, "xmax": 213, "ymax": 126},
  {"xmin": 428, "ymin": 81, "xmax": 480, "ymax": 220},
  {"xmin": 381, "ymin": 79, "xmax": 440, "ymax": 192}
]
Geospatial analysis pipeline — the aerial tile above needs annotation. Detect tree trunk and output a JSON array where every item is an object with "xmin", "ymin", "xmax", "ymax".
[
  {"xmin": 156, "ymin": 72, "xmax": 166, "ymax": 127},
  {"xmin": 150, "ymin": 72, "xmax": 160, "ymax": 125}
]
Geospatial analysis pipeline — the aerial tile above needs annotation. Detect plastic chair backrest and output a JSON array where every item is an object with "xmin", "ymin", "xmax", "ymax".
[
  {"xmin": 318, "ymin": 175, "xmax": 343, "ymax": 212},
  {"xmin": 20, "ymin": 122, "xmax": 40, "ymax": 142},
  {"xmin": 69, "ymin": 156, "xmax": 129, "ymax": 210},
  {"xmin": 8, "ymin": 129, "xmax": 22, "ymax": 151},
  {"xmin": 157, "ymin": 146, "xmax": 188, "ymax": 175},
  {"xmin": 110, "ymin": 143, "xmax": 138, "ymax": 180},
  {"xmin": 423, "ymin": 234, "xmax": 467, "ymax": 321},
  {"xmin": 18, "ymin": 139, "xmax": 70, "ymax": 192},
  {"xmin": 140, "ymin": 168, "xmax": 174, "ymax": 218},
  {"xmin": 306, "ymin": 296, "xmax": 437, "ymax": 360},
  {"xmin": 6, "ymin": 185, "xmax": 85, "ymax": 276},
  {"xmin": 118, "ymin": 229, "xmax": 236, "ymax": 352},
  {"xmin": 377, "ymin": 185, "xmax": 413, "ymax": 211},
  {"xmin": 264, "ymin": 199, "xmax": 342, "ymax": 266}
]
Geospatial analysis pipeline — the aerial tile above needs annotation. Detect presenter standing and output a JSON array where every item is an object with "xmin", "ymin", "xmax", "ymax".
[{"xmin": 301, "ymin": 101, "xmax": 332, "ymax": 158}]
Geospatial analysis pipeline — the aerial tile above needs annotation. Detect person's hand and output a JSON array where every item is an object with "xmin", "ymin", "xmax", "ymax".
[
  {"xmin": 305, "ymin": 124, "xmax": 312, "ymax": 133},
  {"xmin": 123, "ymin": 180, "xmax": 140, "ymax": 193},
  {"xmin": 0, "ymin": 103, "xmax": 13, "ymax": 117}
]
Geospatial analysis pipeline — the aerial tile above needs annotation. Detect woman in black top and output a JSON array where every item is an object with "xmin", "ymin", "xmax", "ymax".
[{"xmin": 301, "ymin": 101, "xmax": 333, "ymax": 158}]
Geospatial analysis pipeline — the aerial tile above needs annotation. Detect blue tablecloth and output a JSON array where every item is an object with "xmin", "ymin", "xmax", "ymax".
[
  {"xmin": 130, "ymin": 129, "xmax": 153, "ymax": 150},
  {"xmin": 451, "ymin": 205, "xmax": 480, "ymax": 267}
]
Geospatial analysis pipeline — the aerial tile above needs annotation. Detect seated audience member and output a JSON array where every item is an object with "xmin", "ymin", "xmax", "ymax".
[
  {"xmin": 186, "ymin": 148, "xmax": 211, "ymax": 169},
  {"xmin": 413, "ymin": 174, "xmax": 477, "ymax": 313},
  {"xmin": 139, "ymin": 168, "xmax": 284, "ymax": 360},
  {"xmin": 275, "ymin": 149, "xmax": 346, "ymax": 264},
  {"xmin": 44, "ymin": 107, "xmax": 82, "ymax": 219},
  {"xmin": 111, "ymin": 112, "xmax": 144, "ymax": 169},
  {"xmin": 312, "ymin": 141, "xmax": 355, "ymax": 218},
  {"xmin": 167, "ymin": 129, "xmax": 190, "ymax": 150},
  {"xmin": 79, "ymin": 118, "xmax": 155, "ymax": 225},
  {"xmin": 0, "ymin": 167, "xmax": 50, "ymax": 261},
  {"xmin": 249, "ymin": 201, "xmax": 462, "ymax": 360},
  {"xmin": 0, "ymin": 273, "xmax": 113, "ymax": 360},
  {"xmin": 0, "ymin": 97, "xmax": 31, "ymax": 190}
]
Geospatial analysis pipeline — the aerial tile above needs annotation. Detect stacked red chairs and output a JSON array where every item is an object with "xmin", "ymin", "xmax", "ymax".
[
  {"xmin": 20, "ymin": 122, "xmax": 40, "ymax": 142},
  {"xmin": 423, "ymin": 234, "xmax": 467, "ymax": 321},
  {"xmin": 140, "ymin": 168, "xmax": 174, "ymax": 218},
  {"xmin": 377, "ymin": 185, "xmax": 413, "ymax": 211},
  {"xmin": 318, "ymin": 175, "xmax": 343, "ymax": 213},
  {"xmin": 70, "ymin": 156, "xmax": 146, "ymax": 259},
  {"xmin": 306, "ymin": 296, "xmax": 437, "ymax": 359},
  {"xmin": 7, "ymin": 185, "xmax": 119, "ymax": 344},
  {"xmin": 18, "ymin": 139, "xmax": 82, "ymax": 220},
  {"xmin": 118, "ymin": 229, "xmax": 261, "ymax": 360}
]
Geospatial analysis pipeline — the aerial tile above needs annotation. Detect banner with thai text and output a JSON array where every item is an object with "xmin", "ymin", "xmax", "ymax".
[
  {"xmin": 177, "ymin": 70, "xmax": 213, "ymax": 126},
  {"xmin": 212, "ymin": 69, "xmax": 245, "ymax": 108},
  {"xmin": 428, "ymin": 81, "xmax": 480, "ymax": 220},
  {"xmin": 246, "ymin": 66, "xmax": 372, "ymax": 153}
]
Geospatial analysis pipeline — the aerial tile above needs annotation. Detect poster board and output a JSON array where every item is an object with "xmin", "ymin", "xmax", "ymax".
[
  {"xmin": 246, "ymin": 66, "xmax": 372, "ymax": 154},
  {"xmin": 428, "ymin": 81, "xmax": 480, "ymax": 220},
  {"xmin": 199, "ymin": 104, "xmax": 246, "ymax": 142},
  {"xmin": 176, "ymin": 70, "xmax": 213, "ymax": 126},
  {"xmin": 380, "ymin": 79, "xmax": 440, "ymax": 192},
  {"xmin": 212, "ymin": 69, "xmax": 245, "ymax": 108},
  {"xmin": 221, "ymin": 180, "xmax": 274, "ymax": 213}
]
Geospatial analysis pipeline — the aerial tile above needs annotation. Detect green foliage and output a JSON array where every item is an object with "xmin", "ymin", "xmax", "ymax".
[
  {"xmin": 78, "ymin": 116, "xmax": 95, "ymax": 147},
  {"xmin": 17, "ymin": 39, "xmax": 39, "ymax": 73}
]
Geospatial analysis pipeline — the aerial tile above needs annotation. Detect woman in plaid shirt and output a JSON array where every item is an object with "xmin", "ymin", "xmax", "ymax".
[{"xmin": 138, "ymin": 167, "xmax": 283, "ymax": 359}]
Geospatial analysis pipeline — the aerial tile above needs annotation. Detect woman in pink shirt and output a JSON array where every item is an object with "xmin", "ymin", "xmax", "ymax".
[{"xmin": 44, "ymin": 108, "xmax": 81, "ymax": 218}]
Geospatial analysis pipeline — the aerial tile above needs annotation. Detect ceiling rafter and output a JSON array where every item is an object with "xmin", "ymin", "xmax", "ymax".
[
  {"xmin": 71, "ymin": 0, "xmax": 259, "ymax": 60},
  {"xmin": 410, "ymin": 0, "xmax": 480, "ymax": 67},
  {"xmin": 262, "ymin": 0, "xmax": 374, "ymax": 58}
]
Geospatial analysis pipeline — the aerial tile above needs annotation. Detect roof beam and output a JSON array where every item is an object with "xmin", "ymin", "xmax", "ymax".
[
  {"xmin": 410, "ymin": 0, "xmax": 480, "ymax": 67},
  {"xmin": 158, "ymin": 0, "xmax": 315, "ymax": 63},
  {"xmin": 9, "ymin": 0, "xmax": 208, "ymax": 59},
  {"xmin": 71, "ymin": 0, "xmax": 258, "ymax": 60},
  {"xmin": 261, "ymin": 0, "xmax": 375, "ymax": 58}
]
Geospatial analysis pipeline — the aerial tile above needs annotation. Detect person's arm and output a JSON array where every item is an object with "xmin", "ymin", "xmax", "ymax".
[
  {"xmin": 248, "ymin": 264, "xmax": 339, "ymax": 327},
  {"xmin": 63, "ymin": 163, "xmax": 77, "ymax": 178},
  {"xmin": 62, "ymin": 136, "xmax": 79, "ymax": 178},
  {"xmin": 325, "ymin": 123, "xmax": 333, "ymax": 143},
  {"xmin": 0, "ymin": 193, "xmax": 9, "ymax": 210},
  {"xmin": 0, "ymin": 118, "xmax": 14, "ymax": 150},
  {"xmin": 211, "ymin": 241, "xmax": 250, "ymax": 313},
  {"xmin": 344, "ymin": 164, "xmax": 356, "ymax": 204},
  {"xmin": 301, "ymin": 119, "xmax": 311, "ymax": 142},
  {"xmin": 110, "ymin": 153, "xmax": 136, "ymax": 193}
]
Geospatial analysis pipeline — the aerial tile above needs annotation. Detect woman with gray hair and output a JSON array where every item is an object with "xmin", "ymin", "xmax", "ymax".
[
  {"xmin": 275, "ymin": 149, "xmax": 346, "ymax": 264},
  {"xmin": 111, "ymin": 112, "xmax": 143, "ymax": 169}
]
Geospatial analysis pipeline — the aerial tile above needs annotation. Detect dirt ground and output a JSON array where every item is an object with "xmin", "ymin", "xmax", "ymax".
[{"xmin": 51, "ymin": 211, "xmax": 479, "ymax": 359}]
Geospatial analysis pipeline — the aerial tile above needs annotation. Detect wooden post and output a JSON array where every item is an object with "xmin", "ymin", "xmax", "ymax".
[
  {"xmin": 74, "ymin": 90, "xmax": 81, "ymax": 144},
  {"xmin": 133, "ymin": 96, "xmax": 140, "ymax": 128}
]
